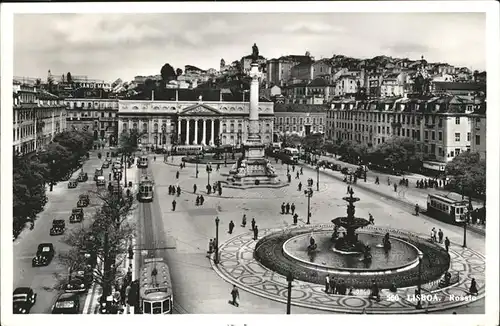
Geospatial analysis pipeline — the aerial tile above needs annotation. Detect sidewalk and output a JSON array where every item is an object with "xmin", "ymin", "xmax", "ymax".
[{"xmin": 300, "ymin": 158, "xmax": 486, "ymax": 235}]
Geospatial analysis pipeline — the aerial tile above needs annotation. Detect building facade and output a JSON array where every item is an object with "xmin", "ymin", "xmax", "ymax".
[
  {"xmin": 117, "ymin": 99, "xmax": 274, "ymax": 148},
  {"xmin": 273, "ymin": 104, "xmax": 327, "ymax": 140},
  {"xmin": 327, "ymin": 95, "xmax": 483, "ymax": 170},
  {"xmin": 13, "ymin": 83, "xmax": 67, "ymax": 156},
  {"xmin": 470, "ymin": 107, "xmax": 486, "ymax": 159},
  {"xmin": 266, "ymin": 54, "xmax": 313, "ymax": 87},
  {"xmin": 65, "ymin": 98, "xmax": 119, "ymax": 145}
]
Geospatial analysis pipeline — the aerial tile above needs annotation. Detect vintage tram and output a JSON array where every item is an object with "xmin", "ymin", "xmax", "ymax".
[
  {"xmin": 426, "ymin": 194, "xmax": 468, "ymax": 224},
  {"xmin": 138, "ymin": 176, "xmax": 154, "ymax": 202},
  {"xmin": 138, "ymin": 258, "xmax": 173, "ymax": 314},
  {"xmin": 138, "ymin": 156, "xmax": 149, "ymax": 169}
]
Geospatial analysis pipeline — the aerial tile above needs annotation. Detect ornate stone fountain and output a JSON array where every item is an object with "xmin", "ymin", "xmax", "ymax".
[{"xmin": 331, "ymin": 188, "xmax": 371, "ymax": 254}]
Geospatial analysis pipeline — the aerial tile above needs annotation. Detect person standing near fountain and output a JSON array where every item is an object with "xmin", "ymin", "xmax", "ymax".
[
  {"xmin": 228, "ymin": 220, "xmax": 235, "ymax": 234},
  {"xmin": 251, "ymin": 218, "xmax": 256, "ymax": 231},
  {"xmin": 253, "ymin": 225, "xmax": 259, "ymax": 240},
  {"xmin": 241, "ymin": 214, "xmax": 247, "ymax": 227},
  {"xmin": 291, "ymin": 203, "xmax": 296, "ymax": 215},
  {"xmin": 325, "ymin": 275, "xmax": 330, "ymax": 293},
  {"xmin": 298, "ymin": 182, "xmax": 302, "ymax": 191},
  {"xmin": 286, "ymin": 203, "xmax": 290, "ymax": 214},
  {"xmin": 329, "ymin": 277, "xmax": 336, "ymax": 294}
]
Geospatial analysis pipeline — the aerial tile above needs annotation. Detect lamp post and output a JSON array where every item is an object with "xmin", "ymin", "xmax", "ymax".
[
  {"xmin": 49, "ymin": 159, "xmax": 56, "ymax": 191},
  {"xmin": 304, "ymin": 188, "xmax": 313, "ymax": 224},
  {"xmin": 316, "ymin": 165, "xmax": 320, "ymax": 191},
  {"xmin": 416, "ymin": 251, "xmax": 424, "ymax": 309},
  {"xmin": 214, "ymin": 216, "xmax": 220, "ymax": 265},
  {"xmin": 464, "ymin": 197, "xmax": 473, "ymax": 248},
  {"xmin": 286, "ymin": 272, "xmax": 293, "ymax": 314},
  {"xmin": 195, "ymin": 159, "xmax": 199, "ymax": 178},
  {"xmin": 206, "ymin": 163, "xmax": 212, "ymax": 187}
]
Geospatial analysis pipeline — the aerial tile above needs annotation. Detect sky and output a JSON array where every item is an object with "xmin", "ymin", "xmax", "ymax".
[{"xmin": 13, "ymin": 12, "xmax": 486, "ymax": 83}]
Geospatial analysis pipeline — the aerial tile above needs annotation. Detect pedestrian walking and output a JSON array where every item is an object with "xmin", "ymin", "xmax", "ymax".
[
  {"xmin": 291, "ymin": 203, "xmax": 296, "ymax": 215},
  {"xmin": 387, "ymin": 177, "xmax": 391, "ymax": 185},
  {"xmin": 253, "ymin": 225, "xmax": 259, "ymax": 240},
  {"xmin": 287, "ymin": 174, "xmax": 292, "ymax": 183},
  {"xmin": 251, "ymin": 218, "xmax": 256, "ymax": 231},
  {"xmin": 193, "ymin": 184, "xmax": 197, "ymax": 193},
  {"xmin": 415, "ymin": 204, "xmax": 420, "ymax": 216},
  {"xmin": 300, "ymin": 167, "xmax": 303, "ymax": 175},
  {"xmin": 286, "ymin": 202, "xmax": 291, "ymax": 214},
  {"xmin": 281, "ymin": 202, "xmax": 286, "ymax": 214},
  {"xmin": 196, "ymin": 196, "xmax": 200, "ymax": 206},
  {"xmin": 438, "ymin": 229, "xmax": 444, "ymax": 243},
  {"xmin": 298, "ymin": 182, "xmax": 302, "ymax": 191},
  {"xmin": 296, "ymin": 171, "xmax": 300, "ymax": 179},
  {"xmin": 230, "ymin": 285, "xmax": 240, "ymax": 307},
  {"xmin": 329, "ymin": 277, "xmax": 336, "ymax": 294},
  {"xmin": 241, "ymin": 214, "xmax": 247, "ymax": 227},
  {"xmin": 228, "ymin": 220, "xmax": 235, "ymax": 234},
  {"xmin": 375, "ymin": 176, "xmax": 379, "ymax": 184},
  {"xmin": 394, "ymin": 183, "xmax": 397, "ymax": 192},
  {"xmin": 432, "ymin": 227, "xmax": 437, "ymax": 242},
  {"xmin": 200, "ymin": 195, "xmax": 205, "ymax": 205},
  {"xmin": 293, "ymin": 213, "xmax": 298, "ymax": 225},
  {"xmin": 292, "ymin": 165, "xmax": 295, "ymax": 172},
  {"xmin": 325, "ymin": 275, "xmax": 330, "ymax": 293},
  {"xmin": 172, "ymin": 199, "xmax": 176, "ymax": 211},
  {"xmin": 469, "ymin": 278, "xmax": 478, "ymax": 295},
  {"xmin": 176, "ymin": 171, "xmax": 180, "ymax": 179},
  {"xmin": 445, "ymin": 237, "xmax": 450, "ymax": 252}
]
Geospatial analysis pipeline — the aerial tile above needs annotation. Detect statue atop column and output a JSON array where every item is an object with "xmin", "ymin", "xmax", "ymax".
[{"xmin": 251, "ymin": 43, "xmax": 259, "ymax": 63}]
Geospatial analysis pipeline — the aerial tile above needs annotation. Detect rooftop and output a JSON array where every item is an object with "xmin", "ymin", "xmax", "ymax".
[{"xmin": 274, "ymin": 103, "xmax": 329, "ymax": 113}]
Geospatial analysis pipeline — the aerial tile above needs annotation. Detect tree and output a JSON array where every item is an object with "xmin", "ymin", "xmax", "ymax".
[
  {"xmin": 13, "ymin": 154, "xmax": 48, "ymax": 236},
  {"xmin": 176, "ymin": 68, "xmax": 183, "ymax": 77},
  {"xmin": 160, "ymin": 63, "xmax": 177, "ymax": 82},
  {"xmin": 119, "ymin": 129, "xmax": 145, "ymax": 157},
  {"xmin": 35, "ymin": 78, "xmax": 41, "ymax": 86},
  {"xmin": 57, "ymin": 188, "xmax": 136, "ymax": 296},
  {"xmin": 38, "ymin": 142, "xmax": 73, "ymax": 184},
  {"xmin": 279, "ymin": 133, "xmax": 303, "ymax": 148},
  {"xmin": 370, "ymin": 137, "xmax": 423, "ymax": 172},
  {"xmin": 67, "ymin": 72, "xmax": 73, "ymax": 83},
  {"xmin": 445, "ymin": 151, "xmax": 486, "ymax": 198},
  {"xmin": 301, "ymin": 133, "xmax": 324, "ymax": 152}
]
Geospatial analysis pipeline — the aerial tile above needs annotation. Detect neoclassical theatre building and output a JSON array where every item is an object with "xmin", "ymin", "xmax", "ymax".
[{"xmin": 117, "ymin": 91, "xmax": 274, "ymax": 148}]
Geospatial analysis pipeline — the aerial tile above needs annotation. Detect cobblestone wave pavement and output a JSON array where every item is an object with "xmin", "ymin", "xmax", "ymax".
[{"xmin": 211, "ymin": 226, "xmax": 485, "ymax": 314}]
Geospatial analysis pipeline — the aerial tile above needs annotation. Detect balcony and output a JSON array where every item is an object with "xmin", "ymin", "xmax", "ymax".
[
  {"xmin": 391, "ymin": 122, "xmax": 402, "ymax": 128},
  {"xmin": 425, "ymin": 124, "xmax": 435, "ymax": 128}
]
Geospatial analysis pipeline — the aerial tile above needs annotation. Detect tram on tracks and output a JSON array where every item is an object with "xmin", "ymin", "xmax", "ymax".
[
  {"xmin": 138, "ymin": 155, "xmax": 149, "ymax": 169},
  {"xmin": 426, "ymin": 193, "xmax": 468, "ymax": 224},
  {"xmin": 138, "ymin": 175, "xmax": 154, "ymax": 202},
  {"xmin": 138, "ymin": 257, "xmax": 173, "ymax": 314}
]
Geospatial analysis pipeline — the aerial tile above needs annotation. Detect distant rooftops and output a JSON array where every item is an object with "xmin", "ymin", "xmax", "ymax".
[{"xmin": 274, "ymin": 103, "xmax": 329, "ymax": 113}]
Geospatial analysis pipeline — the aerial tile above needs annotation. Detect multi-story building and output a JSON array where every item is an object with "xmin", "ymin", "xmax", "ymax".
[
  {"xmin": 273, "ymin": 103, "xmax": 327, "ymax": 140},
  {"xmin": 266, "ymin": 54, "xmax": 313, "ymax": 87},
  {"xmin": 380, "ymin": 72, "xmax": 406, "ymax": 97},
  {"xmin": 290, "ymin": 62, "xmax": 313, "ymax": 82},
  {"xmin": 431, "ymin": 81, "xmax": 484, "ymax": 96},
  {"xmin": 117, "ymin": 89, "xmax": 274, "ymax": 148},
  {"xmin": 312, "ymin": 59, "xmax": 333, "ymax": 79},
  {"xmin": 65, "ymin": 97, "xmax": 119, "ymax": 145},
  {"xmin": 283, "ymin": 78, "xmax": 335, "ymax": 104},
  {"xmin": 13, "ymin": 82, "xmax": 67, "ymax": 155},
  {"xmin": 327, "ymin": 94, "xmax": 483, "ymax": 172},
  {"xmin": 334, "ymin": 74, "xmax": 360, "ymax": 97},
  {"xmin": 469, "ymin": 104, "xmax": 486, "ymax": 159}
]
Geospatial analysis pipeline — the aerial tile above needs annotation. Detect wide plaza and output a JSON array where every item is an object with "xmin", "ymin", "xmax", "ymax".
[{"xmin": 145, "ymin": 153, "xmax": 485, "ymax": 314}]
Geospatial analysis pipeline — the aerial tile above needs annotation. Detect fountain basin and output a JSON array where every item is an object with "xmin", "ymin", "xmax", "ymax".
[{"xmin": 283, "ymin": 230, "xmax": 420, "ymax": 275}]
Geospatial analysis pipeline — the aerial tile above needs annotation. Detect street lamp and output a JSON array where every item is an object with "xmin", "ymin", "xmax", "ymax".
[
  {"xmin": 304, "ymin": 188, "xmax": 313, "ymax": 224},
  {"xmin": 286, "ymin": 272, "xmax": 293, "ymax": 314},
  {"xmin": 416, "ymin": 251, "xmax": 424, "ymax": 309},
  {"xmin": 49, "ymin": 159, "xmax": 56, "ymax": 191},
  {"xmin": 316, "ymin": 165, "xmax": 320, "ymax": 191},
  {"xmin": 214, "ymin": 216, "xmax": 220, "ymax": 265},
  {"xmin": 464, "ymin": 197, "xmax": 473, "ymax": 248},
  {"xmin": 206, "ymin": 163, "xmax": 213, "ymax": 187},
  {"xmin": 195, "ymin": 158, "xmax": 199, "ymax": 178}
]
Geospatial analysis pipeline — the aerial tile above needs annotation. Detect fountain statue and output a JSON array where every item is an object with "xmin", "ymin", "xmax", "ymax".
[{"xmin": 331, "ymin": 188, "xmax": 371, "ymax": 253}]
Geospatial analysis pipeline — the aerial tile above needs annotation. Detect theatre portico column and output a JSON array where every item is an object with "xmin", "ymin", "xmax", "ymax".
[
  {"xmin": 210, "ymin": 120, "xmax": 215, "ymax": 145},
  {"xmin": 185, "ymin": 119, "xmax": 190, "ymax": 145},
  {"xmin": 202, "ymin": 119, "xmax": 207, "ymax": 145},
  {"xmin": 194, "ymin": 118, "xmax": 199, "ymax": 144},
  {"xmin": 178, "ymin": 119, "xmax": 181, "ymax": 139}
]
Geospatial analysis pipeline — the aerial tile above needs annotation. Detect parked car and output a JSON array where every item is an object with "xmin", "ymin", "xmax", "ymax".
[
  {"xmin": 77, "ymin": 194, "xmax": 90, "ymax": 208},
  {"xmin": 77, "ymin": 172, "xmax": 88, "ymax": 182},
  {"xmin": 51, "ymin": 293, "xmax": 80, "ymax": 314},
  {"xmin": 102, "ymin": 161, "xmax": 110, "ymax": 169},
  {"xmin": 13, "ymin": 287, "xmax": 37, "ymax": 314},
  {"xmin": 32, "ymin": 243, "xmax": 55, "ymax": 267},
  {"xmin": 69, "ymin": 208, "xmax": 84, "ymax": 223},
  {"xmin": 50, "ymin": 219, "xmax": 66, "ymax": 236},
  {"xmin": 67, "ymin": 179, "xmax": 78, "ymax": 189}
]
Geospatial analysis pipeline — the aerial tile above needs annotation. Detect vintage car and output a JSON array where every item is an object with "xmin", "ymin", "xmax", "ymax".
[
  {"xmin": 65, "ymin": 269, "xmax": 93, "ymax": 293},
  {"xmin": 77, "ymin": 172, "xmax": 88, "ymax": 182},
  {"xmin": 112, "ymin": 162, "xmax": 122, "ymax": 173},
  {"xmin": 32, "ymin": 243, "xmax": 55, "ymax": 267},
  {"xmin": 13, "ymin": 287, "xmax": 37, "ymax": 314},
  {"xmin": 94, "ymin": 168, "xmax": 104, "ymax": 181},
  {"xmin": 77, "ymin": 194, "xmax": 90, "ymax": 207},
  {"xmin": 102, "ymin": 161, "xmax": 110, "ymax": 169},
  {"xmin": 51, "ymin": 293, "xmax": 80, "ymax": 314},
  {"xmin": 69, "ymin": 208, "xmax": 84, "ymax": 223},
  {"xmin": 96, "ymin": 175, "xmax": 106, "ymax": 187},
  {"xmin": 67, "ymin": 179, "xmax": 78, "ymax": 189},
  {"xmin": 50, "ymin": 219, "xmax": 66, "ymax": 236}
]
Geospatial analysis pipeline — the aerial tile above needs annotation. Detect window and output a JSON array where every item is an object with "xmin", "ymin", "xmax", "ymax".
[
  {"xmin": 438, "ymin": 132, "xmax": 442, "ymax": 141},
  {"xmin": 455, "ymin": 148, "xmax": 461, "ymax": 156},
  {"xmin": 475, "ymin": 135, "xmax": 481, "ymax": 145},
  {"xmin": 424, "ymin": 131, "xmax": 428, "ymax": 140},
  {"xmin": 455, "ymin": 117, "xmax": 460, "ymax": 125},
  {"xmin": 450, "ymin": 151, "xmax": 454, "ymax": 157},
  {"xmin": 467, "ymin": 132, "xmax": 471, "ymax": 141},
  {"xmin": 455, "ymin": 133, "xmax": 460, "ymax": 142}
]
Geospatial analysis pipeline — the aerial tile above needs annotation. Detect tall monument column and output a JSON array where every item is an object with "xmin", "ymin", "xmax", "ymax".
[{"xmin": 248, "ymin": 63, "xmax": 261, "ymax": 143}]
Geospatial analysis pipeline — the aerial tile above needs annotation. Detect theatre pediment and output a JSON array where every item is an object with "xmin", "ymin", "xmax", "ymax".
[{"xmin": 180, "ymin": 104, "xmax": 221, "ymax": 115}]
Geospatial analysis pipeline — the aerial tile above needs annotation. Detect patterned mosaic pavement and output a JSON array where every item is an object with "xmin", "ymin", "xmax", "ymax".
[{"xmin": 211, "ymin": 226, "xmax": 485, "ymax": 314}]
